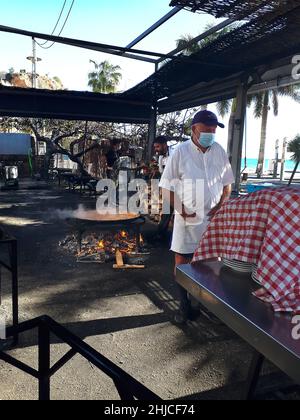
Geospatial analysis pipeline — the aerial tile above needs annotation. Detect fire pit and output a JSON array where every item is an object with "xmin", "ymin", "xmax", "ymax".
[{"xmin": 66, "ymin": 210, "xmax": 146, "ymax": 254}]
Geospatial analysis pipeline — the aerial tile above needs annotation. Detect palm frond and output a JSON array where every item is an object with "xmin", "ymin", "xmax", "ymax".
[
  {"xmin": 288, "ymin": 135, "xmax": 300, "ymax": 162},
  {"xmin": 277, "ymin": 85, "xmax": 300, "ymax": 103},
  {"xmin": 251, "ymin": 93, "xmax": 265, "ymax": 118},
  {"xmin": 271, "ymin": 90, "xmax": 279, "ymax": 116},
  {"xmin": 176, "ymin": 22, "xmax": 240, "ymax": 56},
  {"xmin": 88, "ymin": 60, "xmax": 122, "ymax": 93},
  {"xmin": 216, "ymin": 100, "xmax": 232, "ymax": 118},
  {"xmin": 176, "ymin": 35, "xmax": 200, "ymax": 55}
]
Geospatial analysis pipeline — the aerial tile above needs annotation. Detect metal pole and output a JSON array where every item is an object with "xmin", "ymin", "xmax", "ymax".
[
  {"xmin": 38, "ymin": 322, "xmax": 50, "ymax": 401},
  {"xmin": 27, "ymin": 38, "xmax": 41, "ymax": 88},
  {"xmin": 148, "ymin": 107, "xmax": 157, "ymax": 162},
  {"xmin": 3, "ymin": 24, "xmax": 174, "ymax": 62},
  {"xmin": 230, "ymin": 83, "xmax": 248, "ymax": 193},
  {"xmin": 147, "ymin": 63, "xmax": 158, "ymax": 162},
  {"xmin": 126, "ymin": 7, "xmax": 182, "ymax": 49},
  {"xmin": 114, "ymin": 380, "xmax": 135, "ymax": 400},
  {"xmin": 11, "ymin": 240, "xmax": 18, "ymax": 345},
  {"xmin": 280, "ymin": 138, "xmax": 287, "ymax": 181},
  {"xmin": 135, "ymin": 225, "xmax": 141, "ymax": 253},
  {"xmin": 156, "ymin": 18, "xmax": 234, "ymax": 64},
  {"xmin": 273, "ymin": 139, "xmax": 279, "ymax": 178},
  {"xmin": 32, "ymin": 38, "xmax": 36, "ymax": 88},
  {"xmin": 244, "ymin": 351, "xmax": 265, "ymax": 400}
]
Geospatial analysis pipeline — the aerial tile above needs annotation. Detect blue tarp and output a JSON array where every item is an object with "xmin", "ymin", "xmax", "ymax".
[{"xmin": 0, "ymin": 133, "xmax": 32, "ymax": 155}]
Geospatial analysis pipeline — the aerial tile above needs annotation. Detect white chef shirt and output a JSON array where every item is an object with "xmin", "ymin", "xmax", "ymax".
[
  {"xmin": 158, "ymin": 146, "xmax": 175, "ymax": 174},
  {"xmin": 159, "ymin": 140, "xmax": 234, "ymax": 254}
]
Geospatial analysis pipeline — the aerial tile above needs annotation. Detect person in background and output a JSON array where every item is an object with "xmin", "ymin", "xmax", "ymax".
[
  {"xmin": 153, "ymin": 136, "xmax": 170, "ymax": 175},
  {"xmin": 106, "ymin": 139, "xmax": 121, "ymax": 178},
  {"xmin": 159, "ymin": 110, "xmax": 235, "ymax": 323},
  {"xmin": 153, "ymin": 136, "xmax": 174, "ymax": 238}
]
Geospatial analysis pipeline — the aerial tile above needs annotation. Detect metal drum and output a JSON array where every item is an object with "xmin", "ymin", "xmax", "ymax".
[
  {"xmin": 4, "ymin": 166, "xmax": 19, "ymax": 188},
  {"xmin": 5, "ymin": 166, "xmax": 18, "ymax": 180}
]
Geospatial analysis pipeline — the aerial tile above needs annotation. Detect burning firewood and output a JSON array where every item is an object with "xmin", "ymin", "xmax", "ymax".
[
  {"xmin": 113, "ymin": 249, "xmax": 145, "ymax": 270},
  {"xmin": 60, "ymin": 230, "xmax": 149, "ymax": 265}
]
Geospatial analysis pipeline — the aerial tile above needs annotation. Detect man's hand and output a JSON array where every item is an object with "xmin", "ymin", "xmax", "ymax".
[
  {"xmin": 207, "ymin": 203, "xmax": 221, "ymax": 220},
  {"xmin": 162, "ymin": 189, "xmax": 196, "ymax": 221},
  {"xmin": 181, "ymin": 206, "xmax": 197, "ymax": 220},
  {"xmin": 208, "ymin": 185, "xmax": 232, "ymax": 221}
]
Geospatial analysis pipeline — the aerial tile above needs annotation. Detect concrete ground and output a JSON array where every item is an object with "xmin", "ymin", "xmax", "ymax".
[{"xmin": 0, "ymin": 184, "xmax": 298, "ymax": 400}]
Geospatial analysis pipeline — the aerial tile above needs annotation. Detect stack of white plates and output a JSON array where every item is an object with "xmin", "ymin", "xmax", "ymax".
[
  {"xmin": 222, "ymin": 258, "xmax": 254, "ymax": 274},
  {"xmin": 251, "ymin": 265, "xmax": 261, "ymax": 285}
]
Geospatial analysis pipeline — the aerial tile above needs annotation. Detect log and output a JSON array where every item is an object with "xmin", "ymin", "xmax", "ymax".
[
  {"xmin": 113, "ymin": 264, "xmax": 145, "ymax": 270},
  {"xmin": 115, "ymin": 249, "xmax": 124, "ymax": 267}
]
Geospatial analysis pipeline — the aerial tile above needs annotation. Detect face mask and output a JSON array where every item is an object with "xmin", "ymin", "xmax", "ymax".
[{"xmin": 198, "ymin": 133, "xmax": 216, "ymax": 148}]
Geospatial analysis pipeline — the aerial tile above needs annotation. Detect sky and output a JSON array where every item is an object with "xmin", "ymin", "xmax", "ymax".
[{"xmin": 0, "ymin": 0, "xmax": 299, "ymax": 159}]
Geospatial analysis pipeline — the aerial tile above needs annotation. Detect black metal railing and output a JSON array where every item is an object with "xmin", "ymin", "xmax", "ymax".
[
  {"xmin": 0, "ymin": 316, "xmax": 161, "ymax": 401},
  {"xmin": 0, "ymin": 236, "xmax": 18, "ymax": 344}
]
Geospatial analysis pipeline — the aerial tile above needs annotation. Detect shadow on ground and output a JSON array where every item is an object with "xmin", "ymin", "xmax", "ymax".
[{"xmin": 0, "ymin": 185, "xmax": 298, "ymax": 400}]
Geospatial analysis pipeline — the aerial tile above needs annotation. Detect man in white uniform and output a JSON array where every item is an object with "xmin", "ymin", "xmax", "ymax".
[
  {"xmin": 159, "ymin": 110, "xmax": 234, "ymax": 322},
  {"xmin": 153, "ymin": 136, "xmax": 170, "ymax": 175},
  {"xmin": 153, "ymin": 136, "xmax": 173, "ymax": 238}
]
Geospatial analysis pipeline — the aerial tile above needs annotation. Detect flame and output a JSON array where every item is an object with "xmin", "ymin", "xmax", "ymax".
[
  {"xmin": 98, "ymin": 240, "xmax": 105, "ymax": 250},
  {"xmin": 72, "ymin": 230, "xmax": 146, "ymax": 261}
]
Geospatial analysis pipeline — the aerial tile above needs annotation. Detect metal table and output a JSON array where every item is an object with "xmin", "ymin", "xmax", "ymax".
[
  {"xmin": 0, "ymin": 236, "xmax": 18, "ymax": 344},
  {"xmin": 176, "ymin": 262, "xmax": 300, "ymax": 399}
]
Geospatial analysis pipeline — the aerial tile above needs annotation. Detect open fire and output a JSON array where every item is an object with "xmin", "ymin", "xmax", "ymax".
[{"xmin": 59, "ymin": 230, "xmax": 149, "ymax": 264}]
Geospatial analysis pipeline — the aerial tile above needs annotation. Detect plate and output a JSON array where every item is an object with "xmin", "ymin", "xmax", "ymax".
[
  {"xmin": 252, "ymin": 274, "xmax": 262, "ymax": 285},
  {"xmin": 222, "ymin": 258, "xmax": 253, "ymax": 273}
]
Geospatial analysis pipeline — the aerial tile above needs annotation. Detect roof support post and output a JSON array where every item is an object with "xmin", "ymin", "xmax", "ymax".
[
  {"xmin": 228, "ymin": 82, "xmax": 248, "ymax": 193},
  {"xmin": 147, "ymin": 63, "xmax": 159, "ymax": 162},
  {"xmin": 147, "ymin": 105, "xmax": 157, "ymax": 162}
]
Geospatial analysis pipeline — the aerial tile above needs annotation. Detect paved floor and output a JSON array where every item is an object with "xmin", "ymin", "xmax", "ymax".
[{"xmin": 0, "ymin": 185, "xmax": 298, "ymax": 400}]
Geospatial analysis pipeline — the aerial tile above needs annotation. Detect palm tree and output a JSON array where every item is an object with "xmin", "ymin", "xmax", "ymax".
[
  {"xmin": 176, "ymin": 22, "xmax": 239, "ymax": 54},
  {"xmin": 88, "ymin": 60, "xmax": 122, "ymax": 94},
  {"xmin": 176, "ymin": 34, "xmax": 204, "ymax": 55},
  {"xmin": 288, "ymin": 135, "xmax": 300, "ymax": 185},
  {"xmin": 176, "ymin": 25, "xmax": 238, "ymax": 120},
  {"xmin": 177, "ymin": 27, "xmax": 300, "ymax": 179},
  {"xmin": 251, "ymin": 87, "xmax": 300, "ymax": 178}
]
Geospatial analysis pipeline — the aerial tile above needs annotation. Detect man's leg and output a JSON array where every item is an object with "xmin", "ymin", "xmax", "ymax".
[
  {"xmin": 157, "ymin": 213, "xmax": 172, "ymax": 237},
  {"xmin": 174, "ymin": 253, "xmax": 195, "ymax": 323}
]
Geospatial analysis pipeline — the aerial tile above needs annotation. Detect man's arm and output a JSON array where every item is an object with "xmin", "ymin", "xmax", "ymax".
[
  {"xmin": 220, "ymin": 184, "xmax": 232, "ymax": 205},
  {"xmin": 162, "ymin": 188, "xmax": 196, "ymax": 220},
  {"xmin": 160, "ymin": 148, "xmax": 196, "ymax": 220},
  {"xmin": 208, "ymin": 184, "xmax": 232, "ymax": 218}
]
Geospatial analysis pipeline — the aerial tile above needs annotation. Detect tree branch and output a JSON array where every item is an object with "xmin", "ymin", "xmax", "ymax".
[
  {"xmin": 53, "ymin": 131, "xmax": 78, "ymax": 145},
  {"xmin": 75, "ymin": 142, "xmax": 99, "ymax": 158}
]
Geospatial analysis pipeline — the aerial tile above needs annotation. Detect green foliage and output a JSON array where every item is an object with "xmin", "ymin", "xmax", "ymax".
[
  {"xmin": 88, "ymin": 60, "xmax": 122, "ymax": 94},
  {"xmin": 53, "ymin": 76, "xmax": 63, "ymax": 85},
  {"xmin": 287, "ymin": 135, "xmax": 300, "ymax": 185},
  {"xmin": 250, "ymin": 86, "xmax": 300, "ymax": 119},
  {"xmin": 288, "ymin": 135, "xmax": 300, "ymax": 163},
  {"xmin": 176, "ymin": 22, "xmax": 239, "ymax": 56},
  {"xmin": 176, "ymin": 23, "xmax": 239, "ymax": 116}
]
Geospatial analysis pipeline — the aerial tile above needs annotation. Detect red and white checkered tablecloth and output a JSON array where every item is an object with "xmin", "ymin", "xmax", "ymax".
[{"xmin": 193, "ymin": 187, "xmax": 300, "ymax": 314}]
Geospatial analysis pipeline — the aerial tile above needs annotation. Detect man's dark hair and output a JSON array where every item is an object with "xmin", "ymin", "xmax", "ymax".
[{"xmin": 154, "ymin": 136, "xmax": 168, "ymax": 145}]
